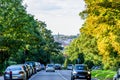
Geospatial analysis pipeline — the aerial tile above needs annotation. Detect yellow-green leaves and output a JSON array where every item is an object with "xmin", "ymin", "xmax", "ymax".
[
  {"xmin": 72, "ymin": 0, "xmax": 120, "ymax": 69},
  {"xmin": 80, "ymin": 0, "xmax": 120, "ymax": 69}
]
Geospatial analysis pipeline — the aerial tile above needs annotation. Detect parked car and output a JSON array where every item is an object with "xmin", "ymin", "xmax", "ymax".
[
  {"xmin": 24, "ymin": 64, "xmax": 31, "ymax": 78},
  {"xmin": 92, "ymin": 66, "xmax": 101, "ymax": 70},
  {"xmin": 41, "ymin": 64, "xmax": 45, "ymax": 70},
  {"xmin": 55, "ymin": 64, "xmax": 62, "ymax": 70},
  {"xmin": 25, "ymin": 61, "xmax": 37, "ymax": 73},
  {"xmin": 46, "ymin": 64, "xmax": 55, "ymax": 72},
  {"xmin": 67, "ymin": 64, "xmax": 74, "ymax": 70},
  {"xmin": 29, "ymin": 64, "xmax": 34, "ymax": 75},
  {"xmin": 61, "ymin": 64, "xmax": 65, "ymax": 69},
  {"xmin": 35, "ymin": 62, "xmax": 41, "ymax": 72},
  {"xmin": 71, "ymin": 64, "xmax": 91, "ymax": 80},
  {"xmin": 4, "ymin": 64, "xmax": 27, "ymax": 80},
  {"xmin": 27, "ymin": 64, "xmax": 33, "ymax": 77}
]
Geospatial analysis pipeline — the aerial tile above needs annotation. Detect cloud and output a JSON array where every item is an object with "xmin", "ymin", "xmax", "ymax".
[
  {"xmin": 23, "ymin": 0, "xmax": 85, "ymax": 35},
  {"xmin": 23, "ymin": 0, "xmax": 85, "ymax": 14}
]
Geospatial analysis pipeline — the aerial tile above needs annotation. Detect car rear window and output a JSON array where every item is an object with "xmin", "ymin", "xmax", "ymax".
[
  {"xmin": 68, "ymin": 64, "xmax": 72, "ymax": 66},
  {"xmin": 47, "ymin": 64, "xmax": 54, "ymax": 67},
  {"xmin": 7, "ymin": 67, "xmax": 22, "ymax": 71}
]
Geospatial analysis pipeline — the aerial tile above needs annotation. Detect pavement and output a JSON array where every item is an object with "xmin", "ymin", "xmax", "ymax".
[{"xmin": 0, "ymin": 76, "xmax": 4, "ymax": 80}]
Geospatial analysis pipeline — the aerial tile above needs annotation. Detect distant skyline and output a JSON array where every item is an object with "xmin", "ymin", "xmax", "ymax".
[{"xmin": 23, "ymin": 0, "xmax": 86, "ymax": 35}]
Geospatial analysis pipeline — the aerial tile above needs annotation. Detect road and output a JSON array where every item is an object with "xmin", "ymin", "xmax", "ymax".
[{"xmin": 29, "ymin": 70, "xmax": 97, "ymax": 80}]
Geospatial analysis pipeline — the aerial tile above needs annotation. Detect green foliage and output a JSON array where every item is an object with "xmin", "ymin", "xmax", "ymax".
[
  {"xmin": 65, "ymin": 0, "xmax": 120, "ymax": 69},
  {"xmin": 85, "ymin": 60, "xmax": 94, "ymax": 69},
  {"xmin": 80, "ymin": 0, "xmax": 120, "ymax": 69},
  {"xmin": 77, "ymin": 53, "xmax": 84, "ymax": 64},
  {"xmin": 0, "ymin": 0, "xmax": 63, "ymax": 71},
  {"xmin": 92, "ymin": 70, "xmax": 116, "ymax": 80},
  {"xmin": 51, "ymin": 53, "xmax": 65, "ymax": 64},
  {"xmin": 64, "ymin": 58, "xmax": 72, "ymax": 68},
  {"xmin": 64, "ymin": 33, "xmax": 100, "ymax": 66}
]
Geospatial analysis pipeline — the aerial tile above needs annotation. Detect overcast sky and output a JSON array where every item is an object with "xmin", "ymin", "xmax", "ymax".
[{"xmin": 23, "ymin": 0, "xmax": 86, "ymax": 35}]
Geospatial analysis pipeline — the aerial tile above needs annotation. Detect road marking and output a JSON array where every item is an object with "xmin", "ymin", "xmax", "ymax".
[{"xmin": 57, "ymin": 70, "xmax": 68, "ymax": 80}]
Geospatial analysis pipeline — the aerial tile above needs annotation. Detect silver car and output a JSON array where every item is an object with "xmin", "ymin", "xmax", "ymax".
[
  {"xmin": 4, "ymin": 65, "xmax": 27, "ymax": 80},
  {"xmin": 67, "ymin": 64, "xmax": 74, "ymax": 70},
  {"xmin": 46, "ymin": 64, "xmax": 55, "ymax": 72},
  {"xmin": 35, "ymin": 62, "xmax": 41, "ymax": 72}
]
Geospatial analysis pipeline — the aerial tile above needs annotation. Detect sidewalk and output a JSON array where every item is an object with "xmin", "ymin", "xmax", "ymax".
[{"xmin": 0, "ymin": 76, "xmax": 4, "ymax": 80}]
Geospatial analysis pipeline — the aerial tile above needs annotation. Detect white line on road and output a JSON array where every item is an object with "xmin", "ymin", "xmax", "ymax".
[{"xmin": 57, "ymin": 71, "xmax": 68, "ymax": 80}]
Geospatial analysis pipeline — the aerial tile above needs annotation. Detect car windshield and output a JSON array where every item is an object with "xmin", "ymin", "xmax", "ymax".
[{"xmin": 75, "ymin": 65, "xmax": 87, "ymax": 70}]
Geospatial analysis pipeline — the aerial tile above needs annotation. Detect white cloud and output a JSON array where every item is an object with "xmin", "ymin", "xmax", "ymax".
[{"xmin": 23, "ymin": 0, "xmax": 85, "ymax": 35}]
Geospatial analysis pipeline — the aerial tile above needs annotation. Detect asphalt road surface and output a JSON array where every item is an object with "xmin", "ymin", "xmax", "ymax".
[{"xmin": 29, "ymin": 70, "xmax": 97, "ymax": 80}]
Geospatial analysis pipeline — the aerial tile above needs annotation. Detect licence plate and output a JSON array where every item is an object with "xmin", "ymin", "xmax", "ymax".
[
  {"xmin": 13, "ymin": 76, "xmax": 18, "ymax": 79},
  {"xmin": 79, "ymin": 76, "xmax": 85, "ymax": 78}
]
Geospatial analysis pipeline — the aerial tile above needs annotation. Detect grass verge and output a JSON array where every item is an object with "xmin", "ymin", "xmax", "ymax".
[{"xmin": 92, "ymin": 70, "xmax": 116, "ymax": 80}]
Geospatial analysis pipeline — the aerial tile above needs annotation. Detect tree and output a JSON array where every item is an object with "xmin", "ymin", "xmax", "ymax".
[
  {"xmin": 0, "ymin": 0, "xmax": 63, "ymax": 72},
  {"xmin": 79, "ymin": 0, "xmax": 120, "ymax": 69}
]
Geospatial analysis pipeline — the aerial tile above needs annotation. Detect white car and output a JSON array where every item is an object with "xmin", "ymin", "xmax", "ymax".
[
  {"xmin": 35, "ymin": 62, "xmax": 41, "ymax": 72},
  {"xmin": 4, "ymin": 65, "xmax": 27, "ymax": 80},
  {"xmin": 46, "ymin": 64, "xmax": 55, "ymax": 72},
  {"xmin": 67, "ymin": 64, "xmax": 74, "ymax": 70}
]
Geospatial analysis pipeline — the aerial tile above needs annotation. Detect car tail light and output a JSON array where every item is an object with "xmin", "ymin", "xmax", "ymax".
[
  {"xmin": 19, "ymin": 71, "xmax": 24, "ymax": 74},
  {"xmin": 10, "ymin": 71, "xmax": 12, "ymax": 74},
  {"xmin": 5, "ymin": 72, "xmax": 9, "ymax": 74}
]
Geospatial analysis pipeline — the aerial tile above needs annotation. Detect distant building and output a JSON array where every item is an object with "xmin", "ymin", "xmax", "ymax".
[{"xmin": 53, "ymin": 34, "xmax": 77, "ymax": 48}]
